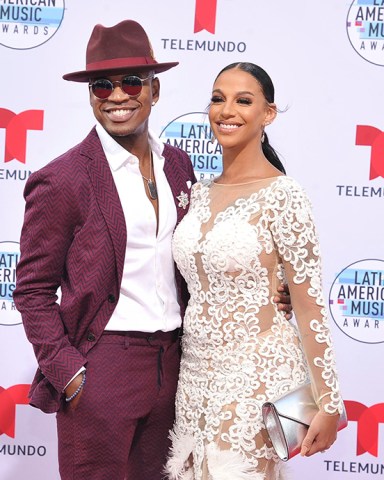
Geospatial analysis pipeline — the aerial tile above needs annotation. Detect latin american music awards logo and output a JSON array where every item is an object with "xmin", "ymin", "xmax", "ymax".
[
  {"xmin": 160, "ymin": 112, "xmax": 222, "ymax": 179},
  {"xmin": 0, "ymin": 0, "xmax": 65, "ymax": 50},
  {"xmin": 0, "ymin": 241, "xmax": 21, "ymax": 327},
  {"xmin": 329, "ymin": 259, "xmax": 384, "ymax": 343},
  {"xmin": 347, "ymin": 0, "xmax": 384, "ymax": 67}
]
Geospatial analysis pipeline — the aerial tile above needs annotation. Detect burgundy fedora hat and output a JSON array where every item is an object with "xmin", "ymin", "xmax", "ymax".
[{"xmin": 63, "ymin": 20, "xmax": 178, "ymax": 82}]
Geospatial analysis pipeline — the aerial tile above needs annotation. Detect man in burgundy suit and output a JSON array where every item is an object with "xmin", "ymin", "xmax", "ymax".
[{"xmin": 14, "ymin": 19, "xmax": 291, "ymax": 480}]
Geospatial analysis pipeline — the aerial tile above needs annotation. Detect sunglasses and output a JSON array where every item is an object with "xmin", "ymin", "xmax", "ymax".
[{"xmin": 89, "ymin": 74, "xmax": 154, "ymax": 100}]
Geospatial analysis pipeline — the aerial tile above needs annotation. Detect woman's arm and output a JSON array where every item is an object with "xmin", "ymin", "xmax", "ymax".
[{"xmin": 270, "ymin": 178, "xmax": 343, "ymax": 456}]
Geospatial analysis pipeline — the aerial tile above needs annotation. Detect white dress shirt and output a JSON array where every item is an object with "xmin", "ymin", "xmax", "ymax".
[{"xmin": 96, "ymin": 123, "xmax": 182, "ymax": 333}]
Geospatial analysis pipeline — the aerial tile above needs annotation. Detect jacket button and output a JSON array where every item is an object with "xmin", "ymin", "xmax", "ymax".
[
  {"xmin": 108, "ymin": 294, "xmax": 116, "ymax": 303},
  {"xmin": 87, "ymin": 332, "xmax": 96, "ymax": 342}
]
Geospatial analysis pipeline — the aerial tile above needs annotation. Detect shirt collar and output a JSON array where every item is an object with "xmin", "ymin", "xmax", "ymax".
[{"xmin": 95, "ymin": 123, "xmax": 165, "ymax": 171}]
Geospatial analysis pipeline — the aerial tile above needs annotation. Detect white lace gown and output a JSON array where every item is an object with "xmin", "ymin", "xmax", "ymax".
[{"xmin": 166, "ymin": 176, "xmax": 343, "ymax": 480}]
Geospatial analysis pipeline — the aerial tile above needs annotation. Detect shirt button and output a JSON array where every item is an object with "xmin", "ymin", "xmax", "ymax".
[
  {"xmin": 108, "ymin": 294, "xmax": 116, "ymax": 303},
  {"xmin": 87, "ymin": 332, "xmax": 96, "ymax": 342}
]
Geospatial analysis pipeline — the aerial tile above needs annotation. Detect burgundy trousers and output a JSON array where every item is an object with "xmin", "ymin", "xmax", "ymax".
[{"xmin": 56, "ymin": 330, "xmax": 181, "ymax": 480}]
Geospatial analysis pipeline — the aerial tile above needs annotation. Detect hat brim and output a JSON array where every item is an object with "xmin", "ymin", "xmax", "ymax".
[{"xmin": 63, "ymin": 61, "xmax": 179, "ymax": 82}]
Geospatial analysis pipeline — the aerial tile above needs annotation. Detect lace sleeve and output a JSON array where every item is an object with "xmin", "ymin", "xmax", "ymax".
[{"xmin": 269, "ymin": 178, "xmax": 343, "ymax": 415}]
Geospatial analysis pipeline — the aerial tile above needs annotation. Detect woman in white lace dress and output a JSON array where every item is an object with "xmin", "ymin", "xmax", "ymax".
[{"xmin": 165, "ymin": 63, "xmax": 344, "ymax": 480}]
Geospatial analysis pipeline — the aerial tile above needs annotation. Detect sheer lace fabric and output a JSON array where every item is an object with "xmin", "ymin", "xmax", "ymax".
[{"xmin": 166, "ymin": 176, "xmax": 343, "ymax": 480}]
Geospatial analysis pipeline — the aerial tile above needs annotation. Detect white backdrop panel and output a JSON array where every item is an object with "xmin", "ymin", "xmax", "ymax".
[{"xmin": 1, "ymin": 1, "xmax": 383, "ymax": 478}]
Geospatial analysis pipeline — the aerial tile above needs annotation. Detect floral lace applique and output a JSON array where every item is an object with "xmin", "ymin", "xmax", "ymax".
[{"xmin": 166, "ymin": 177, "xmax": 343, "ymax": 480}]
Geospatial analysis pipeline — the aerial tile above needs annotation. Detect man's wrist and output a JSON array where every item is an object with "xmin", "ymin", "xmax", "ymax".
[
  {"xmin": 63, "ymin": 366, "xmax": 86, "ymax": 391},
  {"xmin": 65, "ymin": 371, "xmax": 86, "ymax": 403}
]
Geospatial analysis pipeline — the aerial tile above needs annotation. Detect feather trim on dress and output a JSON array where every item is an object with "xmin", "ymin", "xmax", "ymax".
[
  {"xmin": 206, "ymin": 443, "xmax": 265, "ymax": 480},
  {"xmin": 164, "ymin": 429, "xmax": 195, "ymax": 480}
]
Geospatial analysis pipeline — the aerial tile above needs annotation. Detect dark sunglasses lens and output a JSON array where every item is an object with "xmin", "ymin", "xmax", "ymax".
[
  {"xmin": 92, "ymin": 80, "xmax": 113, "ymax": 99},
  {"xmin": 122, "ymin": 76, "xmax": 143, "ymax": 97}
]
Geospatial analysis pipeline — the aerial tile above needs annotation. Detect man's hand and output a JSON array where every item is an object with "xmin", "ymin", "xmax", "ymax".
[{"xmin": 273, "ymin": 283, "xmax": 292, "ymax": 320}]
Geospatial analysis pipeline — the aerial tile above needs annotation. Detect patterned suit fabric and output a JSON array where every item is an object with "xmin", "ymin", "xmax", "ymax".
[{"xmin": 14, "ymin": 127, "xmax": 195, "ymax": 413}]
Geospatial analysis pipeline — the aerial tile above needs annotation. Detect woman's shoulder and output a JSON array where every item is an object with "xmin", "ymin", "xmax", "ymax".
[
  {"xmin": 270, "ymin": 176, "xmax": 314, "ymax": 215},
  {"xmin": 273, "ymin": 174, "xmax": 302, "ymax": 187},
  {"xmin": 272, "ymin": 175, "xmax": 310, "ymax": 196}
]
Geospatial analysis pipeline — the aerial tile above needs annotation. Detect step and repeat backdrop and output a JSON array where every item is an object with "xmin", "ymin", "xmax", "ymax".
[{"xmin": 1, "ymin": 0, "xmax": 383, "ymax": 478}]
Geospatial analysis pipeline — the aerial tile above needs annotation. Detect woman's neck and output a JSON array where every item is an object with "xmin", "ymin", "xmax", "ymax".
[{"xmin": 217, "ymin": 146, "xmax": 281, "ymax": 184}]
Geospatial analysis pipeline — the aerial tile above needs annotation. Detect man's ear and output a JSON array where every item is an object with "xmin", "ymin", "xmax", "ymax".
[
  {"xmin": 88, "ymin": 86, "xmax": 93, "ymax": 106},
  {"xmin": 152, "ymin": 76, "xmax": 160, "ymax": 104}
]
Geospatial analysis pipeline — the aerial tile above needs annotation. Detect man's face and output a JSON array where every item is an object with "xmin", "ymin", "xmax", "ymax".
[{"xmin": 89, "ymin": 71, "xmax": 159, "ymax": 145}]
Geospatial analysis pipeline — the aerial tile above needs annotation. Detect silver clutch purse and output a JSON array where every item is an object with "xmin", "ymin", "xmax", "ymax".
[{"xmin": 262, "ymin": 382, "xmax": 348, "ymax": 461}]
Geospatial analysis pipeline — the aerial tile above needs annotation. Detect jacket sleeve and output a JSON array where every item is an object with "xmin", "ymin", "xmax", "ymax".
[{"xmin": 14, "ymin": 166, "xmax": 87, "ymax": 394}]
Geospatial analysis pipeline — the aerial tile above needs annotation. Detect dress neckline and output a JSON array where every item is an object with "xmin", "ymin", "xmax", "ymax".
[{"xmin": 212, "ymin": 175, "xmax": 284, "ymax": 187}]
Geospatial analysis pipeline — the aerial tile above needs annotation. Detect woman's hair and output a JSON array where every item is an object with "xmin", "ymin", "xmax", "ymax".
[{"xmin": 214, "ymin": 62, "xmax": 286, "ymax": 174}]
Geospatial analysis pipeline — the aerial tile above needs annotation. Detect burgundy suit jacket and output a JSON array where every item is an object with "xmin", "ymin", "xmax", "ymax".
[{"xmin": 14, "ymin": 127, "xmax": 196, "ymax": 413}]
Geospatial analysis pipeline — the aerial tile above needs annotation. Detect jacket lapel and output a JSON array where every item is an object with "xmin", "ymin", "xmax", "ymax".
[
  {"xmin": 81, "ymin": 128, "xmax": 126, "ymax": 286},
  {"xmin": 163, "ymin": 144, "xmax": 193, "ymax": 226}
]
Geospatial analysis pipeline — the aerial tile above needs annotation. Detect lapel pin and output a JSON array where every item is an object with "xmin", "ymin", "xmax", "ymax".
[{"xmin": 176, "ymin": 191, "xmax": 189, "ymax": 209}]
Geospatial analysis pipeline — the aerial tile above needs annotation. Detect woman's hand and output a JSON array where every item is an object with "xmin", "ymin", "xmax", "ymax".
[
  {"xmin": 273, "ymin": 283, "xmax": 292, "ymax": 320},
  {"xmin": 300, "ymin": 411, "xmax": 340, "ymax": 457}
]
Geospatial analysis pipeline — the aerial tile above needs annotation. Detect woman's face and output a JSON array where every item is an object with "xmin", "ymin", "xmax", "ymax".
[{"xmin": 208, "ymin": 68, "xmax": 276, "ymax": 150}]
